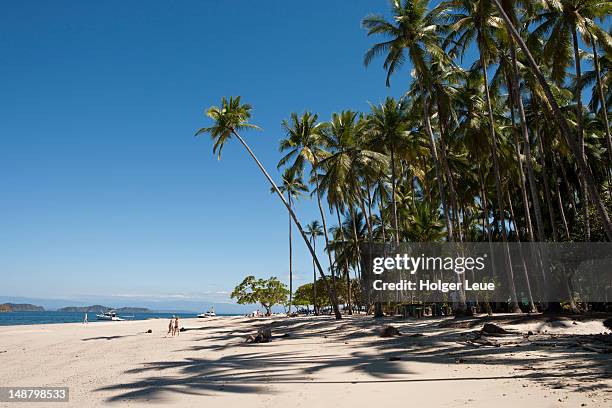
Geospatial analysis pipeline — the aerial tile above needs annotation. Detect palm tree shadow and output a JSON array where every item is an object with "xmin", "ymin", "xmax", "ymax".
[{"xmin": 95, "ymin": 315, "xmax": 612, "ymax": 402}]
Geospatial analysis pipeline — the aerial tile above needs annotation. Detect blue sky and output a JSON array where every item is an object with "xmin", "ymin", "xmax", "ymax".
[
  {"xmin": 0, "ymin": 0, "xmax": 410, "ymax": 305},
  {"xmin": 1, "ymin": 1, "xmax": 604, "ymax": 308}
]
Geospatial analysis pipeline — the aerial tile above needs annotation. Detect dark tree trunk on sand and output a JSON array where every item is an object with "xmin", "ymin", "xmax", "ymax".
[{"xmin": 231, "ymin": 130, "xmax": 342, "ymax": 319}]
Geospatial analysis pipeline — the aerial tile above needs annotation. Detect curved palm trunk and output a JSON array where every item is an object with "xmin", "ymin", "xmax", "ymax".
[
  {"xmin": 478, "ymin": 46, "xmax": 521, "ymax": 313},
  {"xmin": 231, "ymin": 129, "xmax": 342, "ymax": 319},
  {"xmin": 493, "ymin": 0, "xmax": 612, "ymax": 241}
]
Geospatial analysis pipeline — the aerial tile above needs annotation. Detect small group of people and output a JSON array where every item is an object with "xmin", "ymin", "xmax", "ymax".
[{"xmin": 167, "ymin": 315, "xmax": 180, "ymax": 336}]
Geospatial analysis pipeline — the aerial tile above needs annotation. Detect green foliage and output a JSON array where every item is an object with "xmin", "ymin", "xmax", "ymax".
[{"xmin": 231, "ymin": 276, "xmax": 289, "ymax": 315}]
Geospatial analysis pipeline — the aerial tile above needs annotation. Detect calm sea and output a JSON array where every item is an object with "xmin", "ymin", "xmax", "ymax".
[{"xmin": 0, "ymin": 311, "xmax": 208, "ymax": 326}]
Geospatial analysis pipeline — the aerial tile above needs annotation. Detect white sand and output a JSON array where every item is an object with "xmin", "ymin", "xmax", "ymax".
[{"xmin": 0, "ymin": 314, "xmax": 610, "ymax": 407}]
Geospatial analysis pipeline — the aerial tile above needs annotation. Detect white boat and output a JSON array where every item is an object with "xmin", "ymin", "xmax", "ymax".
[
  {"xmin": 197, "ymin": 307, "xmax": 216, "ymax": 318},
  {"xmin": 96, "ymin": 310, "xmax": 124, "ymax": 321}
]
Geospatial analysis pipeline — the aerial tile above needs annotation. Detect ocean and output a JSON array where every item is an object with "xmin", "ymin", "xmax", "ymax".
[{"xmin": 0, "ymin": 311, "xmax": 208, "ymax": 326}]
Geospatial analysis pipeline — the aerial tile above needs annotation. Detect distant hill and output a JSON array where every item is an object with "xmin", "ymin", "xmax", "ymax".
[
  {"xmin": 0, "ymin": 303, "xmax": 45, "ymax": 312},
  {"xmin": 57, "ymin": 305, "xmax": 151, "ymax": 313}
]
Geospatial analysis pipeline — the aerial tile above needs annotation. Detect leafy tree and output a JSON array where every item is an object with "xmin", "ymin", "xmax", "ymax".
[{"xmin": 231, "ymin": 276, "xmax": 289, "ymax": 316}]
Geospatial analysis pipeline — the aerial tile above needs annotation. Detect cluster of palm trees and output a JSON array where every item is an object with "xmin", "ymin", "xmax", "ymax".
[{"xmin": 198, "ymin": 0, "xmax": 611, "ymax": 319}]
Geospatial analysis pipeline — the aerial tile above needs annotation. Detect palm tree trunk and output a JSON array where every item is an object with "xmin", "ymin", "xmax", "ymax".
[
  {"xmin": 421, "ymin": 84, "xmax": 453, "ymax": 241},
  {"xmin": 507, "ymin": 78, "xmax": 535, "ymax": 242},
  {"xmin": 478, "ymin": 161, "xmax": 491, "ymax": 241},
  {"xmin": 389, "ymin": 146, "xmax": 400, "ymax": 244},
  {"xmin": 507, "ymin": 190, "xmax": 536, "ymax": 312},
  {"xmin": 508, "ymin": 49, "xmax": 546, "ymax": 242},
  {"xmin": 479, "ymin": 46, "xmax": 521, "ymax": 313},
  {"xmin": 378, "ymin": 182, "xmax": 387, "ymax": 242},
  {"xmin": 437, "ymin": 106, "xmax": 462, "ymax": 242},
  {"xmin": 312, "ymin": 160, "xmax": 340, "ymax": 304},
  {"xmin": 493, "ymin": 0, "xmax": 612, "ymax": 241},
  {"xmin": 312, "ymin": 236, "xmax": 319, "ymax": 315},
  {"xmin": 231, "ymin": 129, "xmax": 342, "ymax": 319},
  {"xmin": 536, "ymin": 129, "xmax": 559, "ymax": 241},
  {"xmin": 552, "ymin": 152, "xmax": 571, "ymax": 240},
  {"xmin": 287, "ymin": 193, "xmax": 293, "ymax": 313},
  {"xmin": 572, "ymin": 29, "xmax": 591, "ymax": 242},
  {"xmin": 336, "ymin": 207, "xmax": 352, "ymax": 315},
  {"xmin": 558, "ymin": 156, "xmax": 579, "ymax": 220},
  {"xmin": 590, "ymin": 34, "xmax": 612, "ymax": 197}
]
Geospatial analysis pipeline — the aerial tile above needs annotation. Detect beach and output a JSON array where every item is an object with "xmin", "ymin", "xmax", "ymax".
[{"xmin": 0, "ymin": 315, "xmax": 610, "ymax": 407}]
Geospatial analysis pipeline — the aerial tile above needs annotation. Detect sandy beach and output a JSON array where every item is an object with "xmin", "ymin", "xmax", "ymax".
[{"xmin": 0, "ymin": 314, "xmax": 610, "ymax": 407}]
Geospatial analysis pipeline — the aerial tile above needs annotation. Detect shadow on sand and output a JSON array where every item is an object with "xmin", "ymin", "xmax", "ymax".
[{"xmin": 95, "ymin": 315, "xmax": 612, "ymax": 402}]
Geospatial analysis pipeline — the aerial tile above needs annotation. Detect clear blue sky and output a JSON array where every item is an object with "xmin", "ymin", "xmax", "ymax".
[
  {"xmin": 0, "ymin": 0, "xmax": 410, "ymax": 304},
  {"xmin": 3, "ymin": 1, "xmax": 599, "ymax": 306}
]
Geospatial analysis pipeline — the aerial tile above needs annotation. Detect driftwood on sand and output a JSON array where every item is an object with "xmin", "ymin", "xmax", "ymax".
[
  {"xmin": 246, "ymin": 327, "xmax": 272, "ymax": 343},
  {"xmin": 379, "ymin": 325, "xmax": 402, "ymax": 337}
]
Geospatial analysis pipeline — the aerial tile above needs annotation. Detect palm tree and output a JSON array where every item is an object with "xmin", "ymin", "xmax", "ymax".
[
  {"xmin": 273, "ymin": 168, "xmax": 308, "ymax": 313},
  {"xmin": 366, "ymin": 98, "xmax": 411, "ymax": 243},
  {"xmin": 305, "ymin": 220, "xmax": 323, "ymax": 314},
  {"xmin": 492, "ymin": 0, "xmax": 612, "ymax": 240},
  {"xmin": 196, "ymin": 96, "xmax": 342, "ymax": 319},
  {"xmin": 277, "ymin": 113, "xmax": 341, "ymax": 295},
  {"xmin": 362, "ymin": 0, "xmax": 455, "ymax": 242}
]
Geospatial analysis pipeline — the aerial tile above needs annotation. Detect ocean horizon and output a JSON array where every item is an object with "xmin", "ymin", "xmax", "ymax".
[{"xmin": 0, "ymin": 311, "xmax": 239, "ymax": 326}]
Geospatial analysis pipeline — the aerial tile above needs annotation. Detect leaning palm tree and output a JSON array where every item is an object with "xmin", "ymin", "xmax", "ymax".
[
  {"xmin": 196, "ymin": 96, "xmax": 342, "ymax": 319},
  {"xmin": 273, "ymin": 168, "xmax": 308, "ymax": 313},
  {"xmin": 492, "ymin": 0, "xmax": 612, "ymax": 240},
  {"xmin": 305, "ymin": 220, "xmax": 323, "ymax": 315}
]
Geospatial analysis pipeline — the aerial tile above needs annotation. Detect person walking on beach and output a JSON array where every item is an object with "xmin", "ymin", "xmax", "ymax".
[
  {"xmin": 168, "ymin": 316, "xmax": 175, "ymax": 336},
  {"xmin": 83, "ymin": 312, "xmax": 88, "ymax": 324},
  {"xmin": 174, "ymin": 316, "xmax": 180, "ymax": 336}
]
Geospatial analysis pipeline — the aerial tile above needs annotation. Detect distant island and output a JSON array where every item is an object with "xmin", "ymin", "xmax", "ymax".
[
  {"xmin": 57, "ymin": 305, "xmax": 152, "ymax": 313},
  {"xmin": 0, "ymin": 303, "xmax": 45, "ymax": 312}
]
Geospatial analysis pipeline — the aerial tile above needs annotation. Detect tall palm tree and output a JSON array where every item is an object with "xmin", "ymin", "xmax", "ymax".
[
  {"xmin": 437, "ymin": 0, "xmax": 523, "ymax": 311},
  {"xmin": 366, "ymin": 98, "xmax": 411, "ymax": 243},
  {"xmin": 277, "ymin": 113, "xmax": 342, "ymax": 294},
  {"xmin": 363, "ymin": 0, "xmax": 455, "ymax": 242},
  {"xmin": 196, "ymin": 96, "xmax": 342, "ymax": 319},
  {"xmin": 492, "ymin": 0, "xmax": 612, "ymax": 240},
  {"xmin": 305, "ymin": 220, "xmax": 323, "ymax": 315},
  {"xmin": 273, "ymin": 168, "xmax": 308, "ymax": 313}
]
